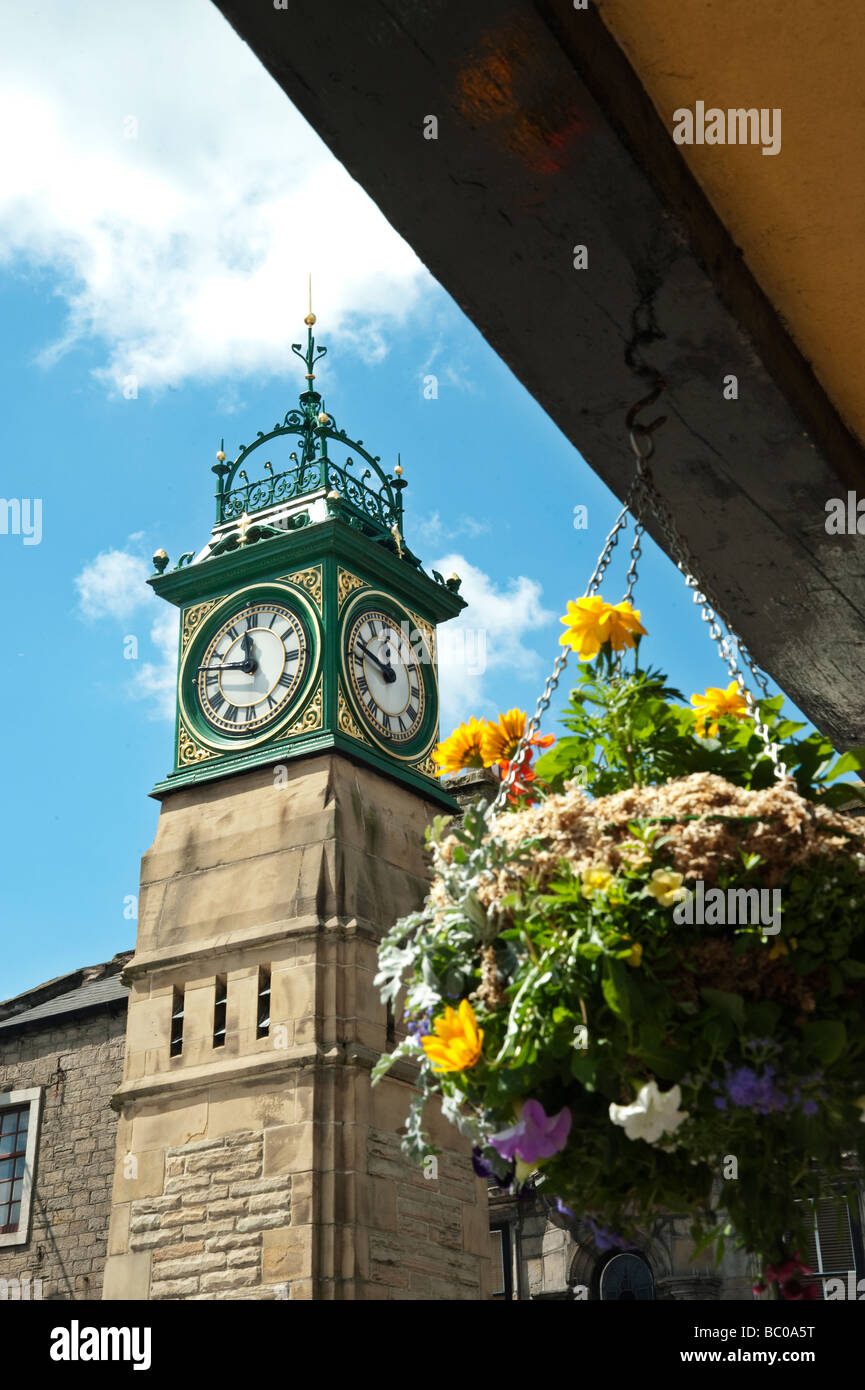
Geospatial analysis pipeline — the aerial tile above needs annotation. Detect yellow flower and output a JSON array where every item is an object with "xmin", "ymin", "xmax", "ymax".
[
  {"xmin": 647, "ymin": 868, "xmax": 686, "ymax": 908},
  {"xmin": 481, "ymin": 708, "xmax": 526, "ymax": 765},
  {"xmin": 581, "ymin": 864, "xmax": 614, "ymax": 899},
  {"xmin": 432, "ymin": 717, "xmax": 489, "ymax": 775},
  {"xmin": 421, "ymin": 1000, "xmax": 484, "ymax": 1073},
  {"xmin": 768, "ymin": 937, "xmax": 798, "ymax": 960},
  {"xmin": 603, "ymin": 601, "xmax": 648, "ymax": 652},
  {"xmin": 690, "ymin": 681, "xmax": 750, "ymax": 737},
  {"xmin": 623, "ymin": 940, "xmax": 643, "ymax": 968},
  {"xmin": 559, "ymin": 596, "xmax": 647, "ymax": 661}
]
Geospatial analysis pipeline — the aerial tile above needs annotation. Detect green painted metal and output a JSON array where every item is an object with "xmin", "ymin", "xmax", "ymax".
[
  {"xmin": 210, "ymin": 318, "xmax": 408, "ymax": 552},
  {"xmin": 151, "ymin": 320, "xmax": 465, "ymax": 811}
]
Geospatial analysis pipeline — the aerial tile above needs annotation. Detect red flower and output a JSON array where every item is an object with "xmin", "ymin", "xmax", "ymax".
[
  {"xmin": 760, "ymin": 1253, "xmax": 819, "ymax": 1301},
  {"xmin": 495, "ymin": 736, "xmax": 553, "ymax": 805}
]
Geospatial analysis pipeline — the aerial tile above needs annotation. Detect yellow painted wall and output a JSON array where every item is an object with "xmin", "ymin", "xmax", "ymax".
[{"xmin": 596, "ymin": 0, "xmax": 865, "ymax": 442}]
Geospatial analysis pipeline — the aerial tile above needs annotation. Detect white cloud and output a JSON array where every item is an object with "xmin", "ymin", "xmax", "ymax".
[
  {"xmin": 130, "ymin": 608, "xmax": 180, "ymax": 721},
  {"xmin": 415, "ymin": 513, "xmax": 491, "ymax": 544},
  {"xmin": 0, "ymin": 0, "xmax": 431, "ymax": 393},
  {"xmin": 75, "ymin": 546, "xmax": 176, "ymax": 717},
  {"xmin": 431, "ymin": 553, "xmax": 553, "ymax": 728},
  {"xmin": 75, "ymin": 549, "xmax": 153, "ymax": 622}
]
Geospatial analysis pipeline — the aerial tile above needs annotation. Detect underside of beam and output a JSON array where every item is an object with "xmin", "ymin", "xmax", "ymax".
[{"xmin": 212, "ymin": 0, "xmax": 865, "ymax": 744}]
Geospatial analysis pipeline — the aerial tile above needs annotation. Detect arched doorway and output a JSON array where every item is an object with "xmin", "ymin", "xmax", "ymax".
[{"xmin": 598, "ymin": 1252, "xmax": 655, "ymax": 1301}]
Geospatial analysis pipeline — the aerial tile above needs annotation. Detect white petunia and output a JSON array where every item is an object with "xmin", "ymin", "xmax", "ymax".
[{"xmin": 609, "ymin": 1081, "xmax": 688, "ymax": 1144}]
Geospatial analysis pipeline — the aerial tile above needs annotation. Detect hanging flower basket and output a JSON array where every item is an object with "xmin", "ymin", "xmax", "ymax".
[{"xmin": 373, "ymin": 582, "xmax": 865, "ymax": 1291}]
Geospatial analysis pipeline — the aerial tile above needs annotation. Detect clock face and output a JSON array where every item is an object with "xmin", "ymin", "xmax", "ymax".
[
  {"xmin": 345, "ymin": 607, "xmax": 425, "ymax": 744},
  {"xmin": 195, "ymin": 601, "xmax": 308, "ymax": 735}
]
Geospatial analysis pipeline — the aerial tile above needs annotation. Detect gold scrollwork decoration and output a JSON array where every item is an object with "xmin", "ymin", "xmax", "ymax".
[
  {"xmin": 337, "ymin": 566, "xmax": 368, "ymax": 610},
  {"xmin": 281, "ymin": 676, "xmax": 323, "ymax": 739},
  {"xmin": 414, "ymin": 750, "xmax": 440, "ymax": 780},
  {"xmin": 337, "ymin": 687, "xmax": 370, "ymax": 746},
  {"xmin": 281, "ymin": 564, "xmax": 323, "ymax": 614},
  {"xmin": 177, "ymin": 722, "xmax": 218, "ymax": 766},
  {"xmin": 404, "ymin": 606, "xmax": 436, "ymax": 661},
  {"xmin": 181, "ymin": 598, "xmax": 219, "ymax": 653}
]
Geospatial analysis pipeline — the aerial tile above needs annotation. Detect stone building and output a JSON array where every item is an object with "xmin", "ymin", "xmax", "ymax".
[
  {"xmin": 1, "ymin": 941, "xmax": 862, "ymax": 1300},
  {"xmin": 0, "ymin": 954, "xmax": 130, "ymax": 1300},
  {"xmin": 3, "ymin": 318, "xmax": 862, "ymax": 1302}
]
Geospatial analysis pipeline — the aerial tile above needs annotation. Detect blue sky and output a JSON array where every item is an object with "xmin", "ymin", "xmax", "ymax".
[{"xmin": 0, "ymin": 1, "xmax": 799, "ymax": 1001}]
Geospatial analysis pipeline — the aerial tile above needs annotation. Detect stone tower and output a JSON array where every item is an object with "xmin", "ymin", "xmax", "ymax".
[{"xmin": 103, "ymin": 314, "xmax": 491, "ymax": 1301}]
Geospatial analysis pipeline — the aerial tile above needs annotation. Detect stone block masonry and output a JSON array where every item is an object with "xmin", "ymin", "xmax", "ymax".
[
  {"xmin": 128, "ymin": 1132, "xmax": 290, "ymax": 1300},
  {"xmin": 0, "ymin": 1008, "xmax": 127, "ymax": 1300}
]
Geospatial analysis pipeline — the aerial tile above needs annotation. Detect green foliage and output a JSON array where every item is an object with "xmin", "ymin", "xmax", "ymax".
[
  {"xmin": 534, "ymin": 663, "xmax": 865, "ymax": 806},
  {"xmin": 373, "ymin": 646, "xmax": 865, "ymax": 1273}
]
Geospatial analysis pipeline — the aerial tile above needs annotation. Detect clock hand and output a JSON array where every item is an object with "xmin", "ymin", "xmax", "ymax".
[
  {"xmin": 356, "ymin": 639, "xmax": 397, "ymax": 684},
  {"xmin": 240, "ymin": 630, "xmax": 257, "ymax": 674},
  {"xmin": 196, "ymin": 661, "xmax": 249, "ymax": 673}
]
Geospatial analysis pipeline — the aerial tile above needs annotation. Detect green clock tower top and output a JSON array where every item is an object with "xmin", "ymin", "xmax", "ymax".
[{"xmin": 148, "ymin": 312, "xmax": 466, "ymax": 808}]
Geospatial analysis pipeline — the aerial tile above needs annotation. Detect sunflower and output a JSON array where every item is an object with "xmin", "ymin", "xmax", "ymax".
[{"xmin": 432, "ymin": 717, "xmax": 489, "ymax": 775}]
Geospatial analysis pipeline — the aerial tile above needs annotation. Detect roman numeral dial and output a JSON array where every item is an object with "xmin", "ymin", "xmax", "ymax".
[
  {"xmin": 194, "ymin": 602, "xmax": 308, "ymax": 736},
  {"xmin": 344, "ymin": 607, "xmax": 426, "ymax": 745}
]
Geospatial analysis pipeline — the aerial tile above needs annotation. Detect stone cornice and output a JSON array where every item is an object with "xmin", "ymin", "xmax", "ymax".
[
  {"xmin": 110, "ymin": 1037, "xmax": 419, "ymax": 1114},
  {"xmin": 120, "ymin": 914, "xmax": 381, "ymax": 984}
]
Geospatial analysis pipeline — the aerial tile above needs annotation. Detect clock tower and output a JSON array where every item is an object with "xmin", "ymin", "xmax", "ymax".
[{"xmin": 103, "ymin": 315, "xmax": 492, "ymax": 1302}]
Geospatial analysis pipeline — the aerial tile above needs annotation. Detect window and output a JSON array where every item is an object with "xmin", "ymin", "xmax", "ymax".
[
  {"xmin": 213, "ymin": 976, "xmax": 227, "ymax": 1048},
  {"xmin": 256, "ymin": 966, "xmax": 271, "ymax": 1039},
  {"xmin": 170, "ymin": 986, "xmax": 185, "ymax": 1057},
  {"xmin": 801, "ymin": 1197, "xmax": 861, "ymax": 1297},
  {"xmin": 0, "ymin": 1089, "xmax": 40, "ymax": 1248},
  {"xmin": 599, "ymin": 1252, "xmax": 655, "ymax": 1300},
  {"xmin": 490, "ymin": 1224, "xmax": 513, "ymax": 1299}
]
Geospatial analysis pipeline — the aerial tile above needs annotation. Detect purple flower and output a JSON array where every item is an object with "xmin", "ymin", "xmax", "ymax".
[
  {"xmin": 471, "ymin": 1147, "xmax": 493, "ymax": 1179},
  {"xmin": 490, "ymin": 1100, "xmax": 572, "ymax": 1165},
  {"xmin": 584, "ymin": 1217, "xmax": 630, "ymax": 1252},
  {"xmin": 404, "ymin": 1010, "xmax": 433, "ymax": 1041},
  {"xmin": 556, "ymin": 1197, "xmax": 575, "ymax": 1218},
  {"xmin": 724, "ymin": 1066, "xmax": 788, "ymax": 1112},
  {"xmin": 716, "ymin": 1062, "xmax": 821, "ymax": 1118}
]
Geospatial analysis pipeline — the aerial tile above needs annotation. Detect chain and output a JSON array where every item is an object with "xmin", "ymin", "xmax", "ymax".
[
  {"xmin": 627, "ymin": 428, "xmax": 785, "ymax": 780},
  {"xmin": 486, "ymin": 492, "xmax": 638, "ymax": 819},
  {"xmin": 483, "ymin": 418, "xmax": 785, "ymax": 828}
]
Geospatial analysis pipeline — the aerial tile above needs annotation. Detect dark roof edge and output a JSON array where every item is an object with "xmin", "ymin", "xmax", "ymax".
[
  {"xmin": 0, "ymin": 992, "xmax": 129, "ymax": 1039},
  {"xmin": 0, "ymin": 950, "xmax": 133, "ymax": 1023}
]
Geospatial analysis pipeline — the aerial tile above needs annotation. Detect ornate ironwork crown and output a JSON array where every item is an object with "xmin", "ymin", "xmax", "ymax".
[{"xmin": 210, "ymin": 314, "xmax": 411, "ymax": 560}]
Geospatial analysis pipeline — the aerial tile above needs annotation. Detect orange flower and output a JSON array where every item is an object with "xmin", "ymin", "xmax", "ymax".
[
  {"xmin": 421, "ymin": 1000, "xmax": 484, "ymax": 1073},
  {"xmin": 481, "ymin": 708, "xmax": 527, "ymax": 765},
  {"xmin": 481, "ymin": 709, "xmax": 554, "ymax": 766},
  {"xmin": 559, "ymin": 596, "xmax": 647, "ymax": 660},
  {"xmin": 690, "ymin": 681, "xmax": 750, "ymax": 737},
  {"xmin": 432, "ymin": 717, "xmax": 489, "ymax": 775}
]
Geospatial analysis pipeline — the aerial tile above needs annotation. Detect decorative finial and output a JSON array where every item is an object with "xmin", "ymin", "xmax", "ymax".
[
  {"xmin": 236, "ymin": 511, "xmax": 252, "ymax": 547},
  {"xmin": 304, "ymin": 272, "xmax": 316, "ymax": 327},
  {"xmin": 216, "ymin": 436, "xmax": 226, "ymax": 463},
  {"xmin": 152, "ymin": 548, "xmax": 169, "ymax": 574},
  {"xmin": 391, "ymin": 523, "xmax": 405, "ymax": 559},
  {"xmin": 394, "ymin": 453, "xmax": 404, "ymax": 478},
  {"xmin": 292, "ymin": 293, "xmax": 327, "ymax": 392},
  {"xmin": 445, "ymin": 572, "xmax": 462, "ymax": 592},
  {"xmin": 318, "ymin": 411, "xmax": 330, "ymax": 425}
]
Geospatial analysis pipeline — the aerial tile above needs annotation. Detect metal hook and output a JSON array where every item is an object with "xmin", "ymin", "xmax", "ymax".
[{"xmin": 626, "ymin": 381, "xmax": 667, "ymax": 458}]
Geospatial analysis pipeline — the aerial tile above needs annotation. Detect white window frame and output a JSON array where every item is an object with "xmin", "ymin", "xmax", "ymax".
[{"xmin": 0, "ymin": 1087, "xmax": 41, "ymax": 1248}]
